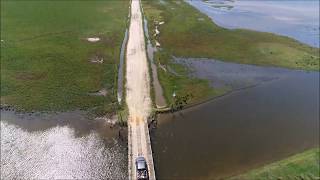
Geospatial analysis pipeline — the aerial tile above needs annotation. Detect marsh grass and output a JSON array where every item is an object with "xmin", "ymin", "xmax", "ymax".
[
  {"xmin": 1, "ymin": 0, "xmax": 129, "ymax": 113},
  {"xmin": 230, "ymin": 148, "xmax": 320, "ymax": 180}
]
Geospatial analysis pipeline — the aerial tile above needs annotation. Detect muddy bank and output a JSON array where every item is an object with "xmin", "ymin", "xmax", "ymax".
[
  {"xmin": 152, "ymin": 71, "xmax": 319, "ymax": 179},
  {"xmin": 1, "ymin": 110, "xmax": 128, "ymax": 179}
]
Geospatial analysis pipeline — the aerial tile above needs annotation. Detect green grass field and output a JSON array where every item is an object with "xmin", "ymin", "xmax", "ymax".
[
  {"xmin": 1, "ymin": 0, "xmax": 129, "ymax": 114},
  {"xmin": 142, "ymin": 0, "xmax": 320, "ymax": 105},
  {"xmin": 230, "ymin": 148, "xmax": 320, "ymax": 180}
]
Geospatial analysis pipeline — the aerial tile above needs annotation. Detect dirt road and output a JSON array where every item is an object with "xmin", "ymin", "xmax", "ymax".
[{"xmin": 126, "ymin": 0, "xmax": 155, "ymax": 179}]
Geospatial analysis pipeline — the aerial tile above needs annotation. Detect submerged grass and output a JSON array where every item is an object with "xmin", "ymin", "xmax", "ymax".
[
  {"xmin": 142, "ymin": 0, "xmax": 319, "ymax": 104},
  {"xmin": 230, "ymin": 148, "xmax": 320, "ymax": 180},
  {"xmin": 1, "ymin": 0, "xmax": 129, "ymax": 113}
]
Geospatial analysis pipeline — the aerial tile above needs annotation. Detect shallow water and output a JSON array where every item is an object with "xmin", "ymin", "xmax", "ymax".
[
  {"xmin": 153, "ymin": 71, "xmax": 319, "ymax": 179},
  {"xmin": 174, "ymin": 57, "xmax": 302, "ymax": 89},
  {"xmin": 118, "ymin": 29, "xmax": 128, "ymax": 104},
  {"xmin": 188, "ymin": 0, "xmax": 320, "ymax": 47},
  {"xmin": 143, "ymin": 17, "xmax": 167, "ymax": 107},
  {"xmin": 1, "ymin": 111, "xmax": 127, "ymax": 179}
]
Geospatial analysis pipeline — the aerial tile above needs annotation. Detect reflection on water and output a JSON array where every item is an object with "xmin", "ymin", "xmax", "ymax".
[
  {"xmin": 153, "ymin": 71, "xmax": 319, "ymax": 179},
  {"xmin": 1, "ymin": 111, "xmax": 127, "ymax": 179},
  {"xmin": 188, "ymin": 0, "xmax": 320, "ymax": 47}
]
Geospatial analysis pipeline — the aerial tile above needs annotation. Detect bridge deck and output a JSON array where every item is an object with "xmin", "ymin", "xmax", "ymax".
[{"xmin": 128, "ymin": 117, "xmax": 156, "ymax": 180}]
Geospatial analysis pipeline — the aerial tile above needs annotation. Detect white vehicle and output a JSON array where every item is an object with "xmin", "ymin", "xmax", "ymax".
[{"xmin": 135, "ymin": 157, "xmax": 148, "ymax": 180}]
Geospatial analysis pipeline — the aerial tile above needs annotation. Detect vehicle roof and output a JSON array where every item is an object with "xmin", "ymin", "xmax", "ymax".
[{"xmin": 136, "ymin": 157, "xmax": 147, "ymax": 170}]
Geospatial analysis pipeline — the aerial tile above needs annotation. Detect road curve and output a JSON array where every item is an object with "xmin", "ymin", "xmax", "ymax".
[{"xmin": 126, "ymin": 0, "xmax": 156, "ymax": 179}]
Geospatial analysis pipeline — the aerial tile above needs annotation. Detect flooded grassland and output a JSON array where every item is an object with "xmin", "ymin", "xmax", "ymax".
[{"xmin": 142, "ymin": 0, "xmax": 319, "ymax": 106}]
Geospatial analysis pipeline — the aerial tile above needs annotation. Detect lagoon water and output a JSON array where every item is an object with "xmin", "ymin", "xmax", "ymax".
[
  {"xmin": 153, "ymin": 70, "xmax": 319, "ymax": 179},
  {"xmin": 0, "ymin": 111, "xmax": 127, "ymax": 179},
  {"xmin": 188, "ymin": 0, "xmax": 320, "ymax": 47}
]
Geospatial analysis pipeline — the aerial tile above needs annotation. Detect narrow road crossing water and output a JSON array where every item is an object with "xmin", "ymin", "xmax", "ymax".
[{"xmin": 125, "ymin": 0, "xmax": 156, "ymax": 179}]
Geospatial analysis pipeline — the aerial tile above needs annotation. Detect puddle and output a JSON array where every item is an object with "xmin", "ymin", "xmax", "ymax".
[
  {"xmin": 87, "ymin": 37, "xmax": 100, "ymax": 42},
  {"xmin": 144, "ymin": 17, "xmax": 167, "ymax": 108}
]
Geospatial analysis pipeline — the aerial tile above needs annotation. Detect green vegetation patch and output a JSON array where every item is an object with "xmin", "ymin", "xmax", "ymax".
[
  {"xmin": 1, "ymin": 0, "xmax": 129, "ymax": 113},
  {"xmin": 142, "ymin": 0, "xmax": 319, "ymax": 104},
  {"xmin": 155, "ymin": 51, "xmax": 226, "ymax": 105},
  {"xmin": 230, "ymin": 148, "xmax": 320, "ymax": 180}
]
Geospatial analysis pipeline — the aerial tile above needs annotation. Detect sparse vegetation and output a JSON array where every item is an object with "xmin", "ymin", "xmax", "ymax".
[{"xmin": 1, "ymin": 0, "xmax": 129, "ymax": 113}]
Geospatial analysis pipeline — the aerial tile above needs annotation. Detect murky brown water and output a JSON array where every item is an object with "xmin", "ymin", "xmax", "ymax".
[
  {"xmin": 1, "ymin": 111, "xmax": 127, "ymax": 179},
  {"xmin": 152, "ymin": 71, "xmax": 319, "ymax": 179}
]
